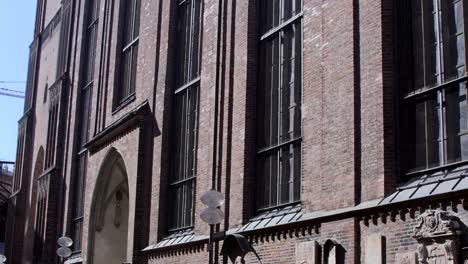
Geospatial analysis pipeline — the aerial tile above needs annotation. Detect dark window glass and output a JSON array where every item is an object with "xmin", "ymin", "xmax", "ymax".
[
  {"xmin": 397, "ymin": 0, "xmax": 468, "ymax": 173},
  {"xmin": 257, "ymin": 0, "xmax": 302, "ymax": 211},
  {"xmin": 446, "ymin": 83, "xmax": 468, "ymax": 162},
  {"xmin": 70, "ymin": 0, "xmax": 100, "ymax": 252},
  {"xmin": 13, "ymin": 130, "xmax": 25, "ymax": 193},
  {"xmin": 115, "ymin": 0, "xmax": 141, "ymax": 105},
  {"xmin": 71, "ymin": 154, "xmax": 86, "ymax": 252},
  {"xmin": 57, "ymin": 0, "xmax": 73, "ymax": 78},
  {"xmin": 260, "ymin": 0, "xmax": 302, "ymax": 35},
  {"xmin": 175, "ymin": 0, "xmax": 202, "ymax": 87},
  {"xmin": 168, "ymin": 0, "xmax": 202, "ymax": 231},
  {"xmin": 34, "ymin": 175, "xmax": 50, "ymax": 262},
  {"xmin": 43, "ymin": 84, "xmax": 48, "ymax": 103},
  {"xmin": 45, "ymin": 86, "xmax": 59, "ymax": 169},
  {"xmin": 24, "ymin": 42, "xmax": 39, "ymax": 111}
]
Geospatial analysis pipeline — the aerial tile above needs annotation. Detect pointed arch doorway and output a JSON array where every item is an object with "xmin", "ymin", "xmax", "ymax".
[{"xmin": 88, "ymin": 149, "xmax": 130, "ymax": 264}]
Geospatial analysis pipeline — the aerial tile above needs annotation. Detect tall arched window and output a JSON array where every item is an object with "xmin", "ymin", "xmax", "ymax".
[
  {"xmin": 69, "ymin": 0, "xmax": 100, "ymax": 252},
  {"xmin": 114, "ymin": 0, "xmax": 141, "ymax": 106},
  {"xmin": 396, "ymin": 0, "xmax": 468, "ymax": 174},
  {"xmin": 168, "ymin": 0, "xmax": 202, "ymax": 231},
  {"xmin": 43, "ymin": 84, "xmax": 48, "ymax": 103},
  {"xmin": 256, "ymin": 0, "xmax": 303, "ymax": 211}
]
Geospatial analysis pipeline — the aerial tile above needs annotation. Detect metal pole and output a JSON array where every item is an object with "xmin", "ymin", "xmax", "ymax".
[
  {"xmin": 209, "ymin": 225, "xmax": 214, "ymax": 264},
  {"xmin": 211, "ymin": 0, "xmax": 224, "ymax": 263}
]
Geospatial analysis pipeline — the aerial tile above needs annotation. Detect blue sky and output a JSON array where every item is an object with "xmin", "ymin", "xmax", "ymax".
[{"xmin": 0, "ymin": 2, "xmax": 36, "ymax": 162}]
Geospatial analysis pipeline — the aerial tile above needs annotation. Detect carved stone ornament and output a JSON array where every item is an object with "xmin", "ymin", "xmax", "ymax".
[{"xmin": 413, "ymin": 210, "xmax": 462, "ymax": 264}]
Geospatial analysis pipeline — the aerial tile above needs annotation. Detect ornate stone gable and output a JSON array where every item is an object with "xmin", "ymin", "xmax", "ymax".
[{"xmin": 413, "ymin": 210, "xmax": 462, "ymax": 264}]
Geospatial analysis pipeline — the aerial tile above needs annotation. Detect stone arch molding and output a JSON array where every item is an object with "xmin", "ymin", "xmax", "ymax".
[
  {"xmin": 88, "ymin": 148, "xmax": 130, "ymax": 264},
  {"xmin": 91, "ymin": 148, "xmax": 129, "ymax": 230},
  {"xmin": 413, "ymin": 210, "xmax": 462, "ymax": 264}
]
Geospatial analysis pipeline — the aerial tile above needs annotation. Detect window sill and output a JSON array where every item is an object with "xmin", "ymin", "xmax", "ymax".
[
  {"xmin": 112, "ymin": 93, "xmax": 136, "ymax": 115},
  {"xmin": 405, "ymin": 160, "xmax": 468, "ymax": 178}
]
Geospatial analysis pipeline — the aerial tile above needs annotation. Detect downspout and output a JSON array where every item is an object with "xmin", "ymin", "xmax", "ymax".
[{"xmin": 210, "ymin": 0, "xmax": 224, "ymax": 264}]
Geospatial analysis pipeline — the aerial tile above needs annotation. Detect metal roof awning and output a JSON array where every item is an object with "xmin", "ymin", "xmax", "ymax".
[
  {"xmin": 233, "ymin": 203, "xmax": 302, "ymax": 233},
  {"xmin": 143, "ymin": 229, "xmax": 207, "ymax": 251},
  {"xmin": 379, "ymin": 164, "xmax": 468, "ymax": 206}
]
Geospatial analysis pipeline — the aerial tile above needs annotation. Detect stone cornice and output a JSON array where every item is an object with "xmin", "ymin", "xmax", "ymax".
[{"xmin": 85, "ymin": 101, "xmax": 151, "ymax": 153}]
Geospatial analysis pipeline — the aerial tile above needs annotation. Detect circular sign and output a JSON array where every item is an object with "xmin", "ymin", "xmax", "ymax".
[
  {"xmin": 57, "ymin": 236, "xmax": 73, "ymax": 247},
  {"xmin": 0, "ymin": 254, "xmax": 6, "ymax": 263},
  {"xmin": 57, "ymin": 247, "xmax": 72, "ymax": 258},
  {"xmin": 201, "ymin": 190, "xmax": 224, "ymax": 208},
  {"xmin": 200, "ymin": 207, "xmax": 224, "ymax": 225}
]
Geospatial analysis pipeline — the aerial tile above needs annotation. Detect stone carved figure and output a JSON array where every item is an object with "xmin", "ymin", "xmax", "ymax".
[
  {"xmin": 413, "ymin": 210, "xmax": 461, "ymax": 264},
  {"xmin": 114, "ymin": 189, "xmax": 123, "ymax": 228}
]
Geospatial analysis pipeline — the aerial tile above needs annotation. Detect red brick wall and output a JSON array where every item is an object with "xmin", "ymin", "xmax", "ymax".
[
  {"xmin": 11, "ymin": 0, "xmax": 468, "ymax": 263},
  {"xmin": 359, "ymin": 0, "xmax": 397, "ymax": 203}
]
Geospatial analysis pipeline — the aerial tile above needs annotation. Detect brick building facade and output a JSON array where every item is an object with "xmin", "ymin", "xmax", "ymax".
[
  {"xmin": 6, "ymin": 0, "xmax": 468, "ymax": 263},
  {"xmin": 0, "ymin": 162, "xmax": 13, "ymax": 254}
]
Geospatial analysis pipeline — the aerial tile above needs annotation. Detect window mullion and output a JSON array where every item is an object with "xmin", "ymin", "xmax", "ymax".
[
  {"xmin": 268, "ymin": 38, "xmax": 273, "ymax": 208},
  {"xmin": 127, "ymin": 49, "xmax": 132, "ymax": 97},
  {"xmin": 192, "ymin": 87, "xmax": 199, "ymax": 176},
  {"xmin": 421, "ymin": 0, "xmax": 428, "ymax": 88},
  {"xmin": 276, "ymin": 0, "xmax": 284, "ymax": 206},
  {"xmin": 440, "ymin": 90, "xmax": 447, "ymax": 164},
  {"xmin": 182, "ymin": 93, "xmax": 188, "ymax": 182},
  {"xmin": 278, "ymin": 29, "xmax": 284, "ymax": 205},
  {"xmin": 188, "ymin": 0, "xmax": 195, "ymax": 81},
  {"xmin": 424, "ymin": 99, "xmax": 430, "ymax": 168},
  {"xmin": 181, "ymin": 182, "xmax": 187, "ymax": 227},
  {"xmin": 436, "ymin": 0, "xmax": 444, "ymax": 84},
  {"xmin": 289, "ymin": 144, "xmax": 294, "ymax": 202},
  {"xmin": 184, "ymin": 91, "xmax": 190, "ymax": 182}
]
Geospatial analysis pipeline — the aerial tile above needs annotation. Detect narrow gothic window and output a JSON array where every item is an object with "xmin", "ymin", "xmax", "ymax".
[
  {"xmin": 43, "ymin": 84, "xmax": 48, "ymax": 103},
  {"xmin": 256, "ymin": 0, "xmax": 303, "ymax": 211},
  {"xmin": 168, "ymin": 0, "xmax": 202, "ymax": 231},
  {"xmin": 12, "ymin": 129, "xmax": 25, "ymax": 193},
  {"xmin": 397, "ymin": 0, "xmax": 468, "ymax": 174},
  {"xmin": 45, "ymin": 84, "xmax": 59, "ymax": 169},
  {"xmin": 70, "ymin": 0, "xmax": 100, "ymax": 252},
  {"xmin": 115, "ymin": 0, "xmax": 141, "ymax": 106}
]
